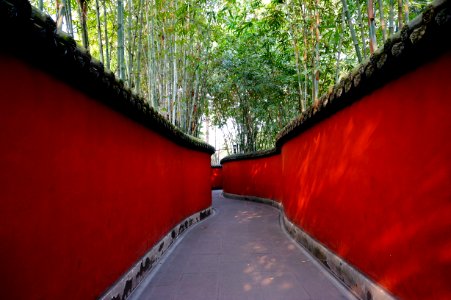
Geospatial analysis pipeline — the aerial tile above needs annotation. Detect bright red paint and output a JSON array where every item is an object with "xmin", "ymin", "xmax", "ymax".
[
  {"xmin": 222, "ymin": 155, "xmax": 282, "ymax": 203},
  {"xmin": 210, "ymin": 167, "xmax": 223, "ymax": 189},
  {"xmin": 0, "ymin": 55, "xmax": 212, "ymax": 300},
  {"xmin": 222, "ymin": 53, "xmax": 451, "ymax": 299}
]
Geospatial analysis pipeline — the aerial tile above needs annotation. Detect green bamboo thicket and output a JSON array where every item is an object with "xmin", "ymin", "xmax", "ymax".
[{"xmin": 30, "ymin": 0, "xmax": 430, "ymax": 152}]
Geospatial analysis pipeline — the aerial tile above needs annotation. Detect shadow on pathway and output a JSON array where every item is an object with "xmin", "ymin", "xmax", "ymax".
[{"xmin": 130, "ymin": 190, "xmax": 356, "ymax": 300}]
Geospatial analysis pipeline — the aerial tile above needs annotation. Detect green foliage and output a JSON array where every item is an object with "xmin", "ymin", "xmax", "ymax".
[
  {"xmin": 29, "ymin": 0, "xmax": 432, "ymax": 152},
  {"xmin": 210, "ymin": 0, "xmax": 335, "ymax": 152}
]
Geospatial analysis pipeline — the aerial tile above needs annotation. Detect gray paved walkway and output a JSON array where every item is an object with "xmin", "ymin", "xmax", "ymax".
[{"xmin": 130, "ymin": 191, "xmax": 356, "ymax": 300}]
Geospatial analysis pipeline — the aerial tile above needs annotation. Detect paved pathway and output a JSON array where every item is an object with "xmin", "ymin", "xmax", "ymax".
[{"xmin": 130, "ymin": 191, "xmax": 356, "ymax": 300}]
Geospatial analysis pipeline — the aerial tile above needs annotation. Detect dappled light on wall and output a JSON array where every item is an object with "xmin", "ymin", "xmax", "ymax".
[{"xmin": 221, "ymin": 53, "xmax": 451, "ymax": 299}]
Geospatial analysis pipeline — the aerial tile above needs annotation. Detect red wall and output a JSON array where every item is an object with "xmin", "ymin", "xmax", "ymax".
[
  {"xmin": 222, "ymin": 53, "xmax": 451, "ymax": 299},
  {"xmin": 0, "ymin": 55, "xmax": 212, "ymax": 300},
  {"xmin": 222, "ymin": 155, "xmax": 282, "ymax": 202},
  {"xmin": 210, "ymin": 167, "xmax": 223, "ymax": 189}
]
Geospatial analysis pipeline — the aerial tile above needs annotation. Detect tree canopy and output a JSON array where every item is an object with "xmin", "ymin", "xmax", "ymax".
[{"xmin": 31, "ymin": 0, "xmax": 430, "ymax": 154}]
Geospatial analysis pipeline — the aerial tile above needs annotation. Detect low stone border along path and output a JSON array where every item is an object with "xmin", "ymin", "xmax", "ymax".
[{"xmin": 130, "ymin": 190, "xmax": 356, "ymax": 300}]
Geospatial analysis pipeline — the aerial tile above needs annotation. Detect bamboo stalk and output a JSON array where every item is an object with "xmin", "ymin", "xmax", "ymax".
[
  {"xmin": 78, "ymin": 0, "xmax": 89, "ymax": 50},
  {"xmin": 314, "ymin": 0, "xmax": 320, "ymax": 102},
  {"xmin": 335, "ymin": 9, "xmax": 345, "ymax": 84},
  {"xmin": 103, "ymin": 0, "xmax": 110, "ymax": 69},
  {"xmin": 378, "ymin": 0, "xmax": 387, "ymax": 41},
  {"xmin": 66, "ymin": 0, "xmax": 73, "ymax": 36},
  {"xmin": 389, "ymin": 0, "xmax": 395, "ymax": 35},
  {"xmin": 95, "ymin": 0, "xmax": 104, "ymax": 64},
  {"xmin": 172, "ymin": 0, "xmax": 178, "ymax": 125},
  {"xmin": 135, "ymin": 0, "xmax": 144, "ymax": 93},
  {"xmin": 398, "ymin": 0, "xmax": 403, "ymax": 30},
  {"xmin": 56, "ymin": 0, "xmax": 64, "ymax": 32},
  {"xmin": 148, "ymin": 0, "xmax": 157, "ymax": 107},
  {"xmin": 117, "ymin": 0, "xmax": 125, "ymax": 80},
  {"xmin": 127, "ymin": 0, "xmax": 133, "ymax": 86},
  {"xmin": 404, "ymin": 0, "xmax": 409, "ymax": 23},
  {"xmin": 357, "ymin": 2, "xmax": 368, "ymax": 59},
  {"xmin": 367, "ymin": 0, "xmax": 377, "ymax": 54},
  {"xmin": 341, "ymin": 0, "xmax": 363, "ymax": 62}
]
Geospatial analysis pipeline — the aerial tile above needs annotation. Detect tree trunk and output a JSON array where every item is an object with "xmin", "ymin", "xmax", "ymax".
[
  {"xmin": 146, "ymin": 0, "xmax": 156, "ymax": 107},
  {"xmin": 127, "ymin": 0, "xmax": 133, "ymax": 87},
  {"xmin": 336, "ymin": 9, "xmax": 345, "ymax": 84},
  {"xmin": 341, "ymin": 0, "xmax": 363, "ymax": 62},
  {"xmin": 188, "ymin": 69, "xmax": 199, "ymax": 135},
  {"xmin": 95, "ymin": 0, "xmax": 104, "ymax": 64},
  {"xmin": 367, "ymin": 0, "xmax": 377, "ymax": 54},
  {"xmin": 357, "ymin": 2, "xmax": 367, "ymax": 59},
  {"xmin": 66, "ymin": 0, "xmax": 74, "ymax": 36},
  {"xmin": 155, "ymin": 0, "xmax": 163, "ymax": 109},
  {"xmin": 398, "ymin": 0, "xmax": 403, "ymax": 30},
  {"xmin": 404, "ymin": 0, "xmax": 409, "ymax": 23},
  {"xmin": 135, "ymin": 0, "xmax": 144, "ymax": 93},
  {"xmin": 181, "ymin": 46, "xmax": 188, "ymax": 131},
  {"xmin": 103, "ymin": 0, "xmax": 110, "ymax": 69},
  {"xmin": 389, "ymin": 0, "xmax": 395, "ymax": 35},
  {"xmin": 56, "ymin": 0, "xmax": 64, "ymax": 32},
  {"xmin": 117, "ymin": 0, "xmax": 125, "ymax": 80},
  {"xmin": 378, "ymin": 0, "xmax": 387, "ymax": 41},
  {"xmin": 313, "ymin": 0, "xmax": 320, "ymax": 102},
  {"xmin": 291, "ymin": 25, "xmax": 305, "ymax": 113},
  {"xmin": 163, "ymin": 25, "xmax": 169, "ymax": 119},
  {"xmin": 302, "ymin": 4, "xmax": 309, "ymax": 106},
  {"xmin": 78, "ymin": 0, "xmax": 89, "ymax": 50},
  {"xmin": 171, "ymin": 0, "xmax": 178, "ymax": 125}
]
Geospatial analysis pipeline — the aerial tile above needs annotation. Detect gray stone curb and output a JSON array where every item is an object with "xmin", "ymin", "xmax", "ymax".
[{"xmin": 99, "ymin": 207, "xmax": 213, "ymax": 300}]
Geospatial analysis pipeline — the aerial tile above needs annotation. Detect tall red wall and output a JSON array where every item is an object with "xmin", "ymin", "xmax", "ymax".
[
  {"xmin": 222, "ymin": 155, "xmax": 282, "ymax": 202},
  {"xmin": 0, "ymin": 55, "xmax": 212, "ymax": 300},
  {"xmin": 222, "ymin": 53, "xmax": 451, "ymax": 299},
  {"xmin": 211, "ymin": 167, "xmax": 223, "ymax": 189}
]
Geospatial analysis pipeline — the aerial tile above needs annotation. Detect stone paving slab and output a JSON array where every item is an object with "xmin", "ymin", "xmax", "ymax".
[{"xmin": 130, "ymin": 191, "xmax": 357, "ymax": 300}]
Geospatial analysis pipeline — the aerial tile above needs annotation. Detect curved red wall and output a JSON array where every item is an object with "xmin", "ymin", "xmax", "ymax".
[
  {"xmin": 223, "ymin": 155, "xmax": 282, "ymax": 202},
  {"xmin": 222, "ymin": 53, "xmax": 451, "ymax": 299},
  {"xmin": 0, "ymin": 55, "xmax": 212, "ymax": 300},
  {"xmin": 211, "ymin": 167, "xmax": 223, "ymax": 189}
]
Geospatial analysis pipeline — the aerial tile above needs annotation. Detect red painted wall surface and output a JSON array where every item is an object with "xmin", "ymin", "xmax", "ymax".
[
  {"xmin": 0, "ymin": 55, "xmax": 212, "ymax": 300},
  {"xmin": 211, "ymin": 167, "xmax": 223, "ymax": 189},
  {"xmin": 223, "ymin": 155, "xmax": 282, "ymax": 203},
  {"xmin": 222, "ymin": 53, "xmax": 451, "ymax": 299}
]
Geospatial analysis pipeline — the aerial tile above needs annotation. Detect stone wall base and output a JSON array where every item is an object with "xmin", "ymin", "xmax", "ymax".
[{"xmin": 99, "ymin": 207, "xmax": 212, "ymax": 300}]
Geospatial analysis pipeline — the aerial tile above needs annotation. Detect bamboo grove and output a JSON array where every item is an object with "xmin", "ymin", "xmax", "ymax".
[{"xmin": 30, "ymin": 0, "xmax": 430, "ymax": 153}]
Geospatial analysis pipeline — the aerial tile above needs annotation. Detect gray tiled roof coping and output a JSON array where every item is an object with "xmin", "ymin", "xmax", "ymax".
[
  {"xmin": 221, "ymin": 0, "xmax": 451, "ymax": 164},
  {"xmin": 0, "ymin": 0, "xmax": 215, "ymax": 155}
]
